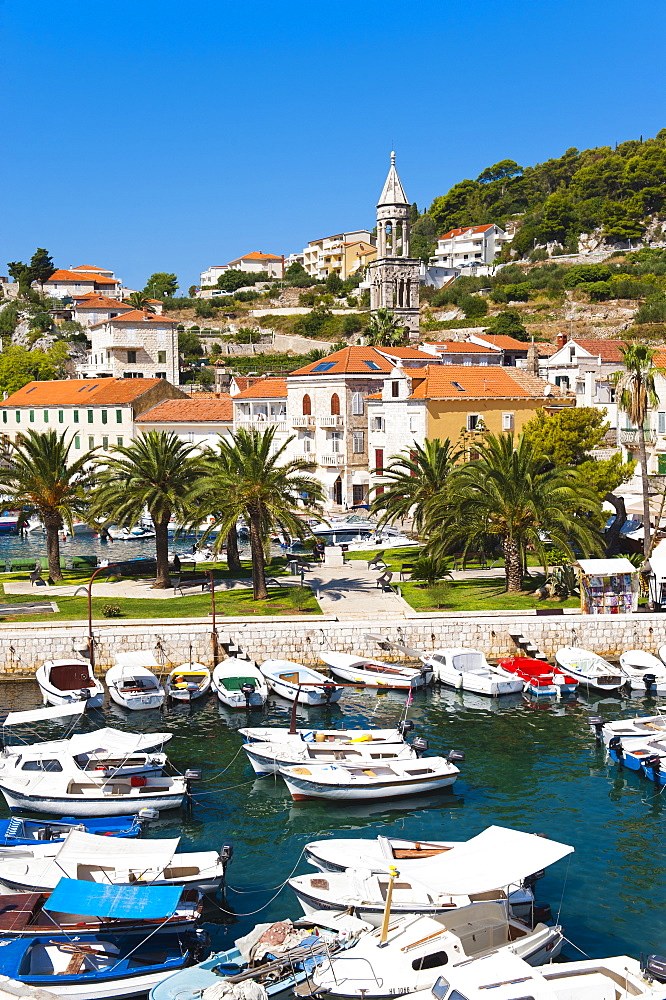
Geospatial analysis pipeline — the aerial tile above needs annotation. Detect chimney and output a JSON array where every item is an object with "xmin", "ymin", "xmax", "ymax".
[{"xmin": 556, "ymin": 332, "xmax": 568, "ymax": 349}]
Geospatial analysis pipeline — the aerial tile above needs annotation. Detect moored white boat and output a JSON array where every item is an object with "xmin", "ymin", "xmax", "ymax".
[
  {"xmin": 423, "ymin": 648, "xmax": 523, "ymax": 696},
  {"xmin": 554, "ymin": 646, "xmax": 624, "ymax": 692},
  {"xmin": 212, "ymin": 658, "xmax": 268, "ymax": 708},
  {"xmin": 319, "ymin": 650, "xmax": 431, "ymax": 690},
  {"xmin": 619, "ymin": 649, "xmax": 666, "ymax": 693},
  {"xmin": 280, "ymin": 754, "xmax": 461, "ymax": 801},
  {"xmin": 36, "ymin": 659, "xmax": 104, "ymax": 708},
  {"xmin": 260, "ymin": 659, "xmax": 343, "ymax": 706},
  {"xmin": 107, "ymin": 524, "xmax": 156, "ymax": 540},
  {"xmin": 599, "ymin": 713, "xmax": 666, "ymax": 746},
  {"xmin": 105, "ymin": 653, "xmax": 165, "ymax": 712},
  {"xmin": 165, "ymin": 663, "xmax": 211, "ymax": 702},
  {"xmin": 0, "ymin": 770, "xmax": 188, "ymax": 817},
  {"xmin": 239, "ymin": 724, "xmax": 407, "ymax": 744},
  {"xmin": 244, "ymin": 739, "xmax": 416, "ymax": 776},
  {"xmin": 304, "ymin": 834, "xmax": 461, "ymax": 873}
]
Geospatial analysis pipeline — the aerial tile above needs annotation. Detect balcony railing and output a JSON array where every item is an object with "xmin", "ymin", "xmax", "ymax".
[
  {"xmin": 620, "ymin": 428, "xmax": 656, "ymax": 445},
  {"xmin": 320, "ymin": 454, "xmax": 345, "ymax": 466},
  {"xmin": 319, "ymin": 416, "xmax": 344, "ymax": 427},
  {"xmin": 236, "ymin": 420, "xmax": 287, "ymax": 432},
  {"xmin": 292, "ymin": 416, "xmax": 315, "ymax": 427}
]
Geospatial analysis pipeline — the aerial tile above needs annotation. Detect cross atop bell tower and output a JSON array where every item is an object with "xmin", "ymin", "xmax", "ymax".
[{"xmin": 376, "ymin": 152, "xmax": 411, "ymax": 257}]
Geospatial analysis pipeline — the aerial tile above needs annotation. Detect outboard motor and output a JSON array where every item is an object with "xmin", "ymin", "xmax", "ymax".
[
  {"xmin": 188, "ymin": 928, "xmax": 211, "ymax": 964},
  {"xmin": 241, "ymin": 682, "xmax": 255, "ymax": 707},
  {"xmin": 643, "ymin": 673, "xmax": 657, "ymax": 694},
  {"xmin": 447, "ymin": 750, "xmax": 466, "ymax": 764},
  {"xmin": 644, "ymin": 754, "xmax": 662, "ymax": 784},
  {"xmin": 137, "ymin": 807, "xmax": 159, "ymax": 835},
  {"xmin": 398, "ymin": 720, "xmax": 414, "ymax": 737},
  {"xmin": 219, "ymin": 842, "xmax": 234, "ymax": 874},
  {"xmin": 322, "ymin": 681, "xmax": 337, "ymax": 704},
  {"xmin": 587, "ymin": 715, "xmax": 604, "ymax": 741},
  {"xmin": 641, "ymin": 954, "xmax": 666, "ymax": 984},
  {"xmin": 608, "ymin": 735, "xmax": 624, "ymax": 766},
  {"xmin": 411, "ymin": 736, "xmax": 429, "ymax": 757}
]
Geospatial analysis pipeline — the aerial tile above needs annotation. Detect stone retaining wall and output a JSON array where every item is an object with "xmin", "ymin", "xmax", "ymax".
[{"xmin": 0, "ymin": 611, "xmax": 663, "ymax": 677}]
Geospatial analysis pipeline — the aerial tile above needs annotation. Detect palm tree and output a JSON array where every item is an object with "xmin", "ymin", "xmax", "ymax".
[
  {"xmin": 127, "ymin": 292, "xmax": 154, "ymax": 311},
  {"xmin": 0, "ymin": 430, "xmax": 95, "ymax": 581},
  {"xmin": 193, "ymin": 427, "xmax": 325, "ymax": 599},
  {"xmin": 615, "ymin": 343, "xmax": 661, "ymax": 557},
  {"xmin": 427, "ymin": 433, "xmax": 602, "ymax": 592},
  {"xmin": 91, "ymin": 431, "xmax": 206, "ymax": 588},
  {"xmin": 365, "ymin": 308, "xmax": 405, "ymax": 347},
  {"xmin": 371, "ymin": 438, "xmax": 462, "ymax": 534}
]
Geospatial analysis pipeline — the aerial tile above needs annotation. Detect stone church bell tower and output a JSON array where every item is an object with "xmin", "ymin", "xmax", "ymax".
[{"xmin": 367, "ymin": 152, "xmax": 420, "ymax": 339}]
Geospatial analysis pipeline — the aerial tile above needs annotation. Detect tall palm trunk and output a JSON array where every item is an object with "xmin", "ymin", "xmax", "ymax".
[
  {"xmin": 226, "ymin": 524, "xmax": 242, "ymax": 575},
  {"xmin": 154, "ymin": 519, "xmax": 171, "ymax": 588},
  {"xmin": 248, "ymin": 507, "xmax": 268, "ymax": 600},
  {"xmin": 638, "ymin": 426, "xmax": 652, "ymax": 558},
  {"xmin": 43, "ymin": 515, "xmax": 63, "ymax": 582},
  {"xmin": 503, "ymin": 536, "xmax": 522, "ymax": 592}
]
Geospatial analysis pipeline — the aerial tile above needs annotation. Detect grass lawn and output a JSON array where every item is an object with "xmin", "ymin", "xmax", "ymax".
[{"xmin": 402, "ymin": 577, "xmax": 579, "ymax": 613}]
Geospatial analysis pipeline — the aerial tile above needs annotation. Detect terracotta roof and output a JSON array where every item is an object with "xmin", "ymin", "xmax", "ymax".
[
  {"xmin": 72, "ymin": 265, "xmax": 107, "ymax": 272},
  {"xmin": 136, "ymin": 396, "xmax": 233, "ymax": 423},
  {"xmin": 233, "ymin": 378, "xmax": 287, "ymax": 399},
  {"xmin": 364, "ymin": 392, "xmax": 383, "ymax": 399},
  {"xmin": 89, "ymin": 309, "xmax": 178, "ymax": 329},
  {"xmin": 470, "ymin": 333, "xmax": 528, "ymax": 351},
  {"xmin": 227, "ymin": 251, "xmax": 283, "ymax": 264},
  {"xmin": 231, "ymin": 376, "xmax": 265, "ymax": 391},
  {"xmin": 290, "ymin": 346, "xmax": 434, "ymax": 376},
  {"xmin": 429, "ymin": 341, "xmax": 499, "ymax": 354},
  {"xmin": 438, "ymin": 224, "xmax": 496, "ymax": 240},
  {"xmin": 569, "ymin": 339, "xmax": 626, "ymax": 363},
  {"xmin": 46, "ymin": 270, "xmax": 117, "ymax": 285},
  {"xmin": 537, "ymin": 344, "xmax": 558, "ymax": 357},
  {"xmin": 508, "ymin": 369, "xmax": 570, "ymax": 397},
  {"xmin": 2, "ymin": 378, "xmax": 167, "ymax": 407},
  {"xmin": 407, "ymin": 365, "xmax": 552, "ymax": 400},
  {"xmin": 73, "ymin": 295, "xmax": 133, "ymax": 311}
]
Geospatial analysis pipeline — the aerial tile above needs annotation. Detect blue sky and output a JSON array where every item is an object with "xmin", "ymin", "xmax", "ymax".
[{"xmin": 1, "ymin": 0, "xmax": 664, "ymax": 291}]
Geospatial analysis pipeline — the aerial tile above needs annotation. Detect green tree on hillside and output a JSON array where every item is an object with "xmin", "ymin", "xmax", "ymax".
[
  {"xmin": 29, "ymin": 249, "xmax": 56, "ymax": 292},
  {"xmin": 143, "ymin": 272, "xmax": 178, "ymax": 299},
  {"xmin": 0, "ymin": 343, "xmax": 68, "ymax": 395}
]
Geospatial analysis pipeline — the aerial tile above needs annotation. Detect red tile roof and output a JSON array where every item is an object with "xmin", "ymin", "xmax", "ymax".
[
  {"xmin": 47, "ymin": 270, "xmax": 117, "ymax": 285},
  {"xmin": 89, "ymin": 309, "xmax": 178, "ymax": 329},
  {"xmin": 233, "ymin": 378, "xmax": 287, "ymax": 399},
  {"xmin": 136, "ymin": 396, "xmax": 233, "ymax": 423},
  {"xmin": 73, "ymin": 295, "xmax": 133, "ymax": 311},
  {"xmin": 569, "ymin": 339, "xmax": 626, "ymax": 363},
  {"xmin": 408, "ymin": 365, "xmax": 551, "ymax": 399},
  {"xmin": 227, "ymin": 251, "xmax": 283, "ymax": 264},
  {"xmin": 72, "ymin": 265, "xmax": 108, "ymax": 272},
  {"xmin": 2, "ymin": 378, "xmax": 168, "ymax": 407},
  {"xmin": 290, "ymin": 346, "xmax": 434, "ymax": 376},
  {"xmin": 438, "ymin": 224, "xmax": 496, "ymax": 240},
  {"xmin": 470, "ymin": 333, "xmax": 529, "ymax": 351}
]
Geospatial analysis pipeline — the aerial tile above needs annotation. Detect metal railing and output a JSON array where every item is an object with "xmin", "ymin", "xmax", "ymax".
[{"xmin": 620, "ymin": 428, "xmax": 656, "ymax": 444}]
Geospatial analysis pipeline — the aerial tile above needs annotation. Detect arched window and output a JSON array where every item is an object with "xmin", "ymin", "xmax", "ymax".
[
  {"xmin": 302, "ymin": 394, "xmax": 311, "ymax": 416},
  {"xmin": 330, "ymin": 393, "xmax": 340, "ymax": 416}
]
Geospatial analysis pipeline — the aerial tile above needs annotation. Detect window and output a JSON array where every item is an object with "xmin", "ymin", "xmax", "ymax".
[
  {"xmin": 330, "ymin": 430, "xmax": 342, "ymax": 453},
  {"xmin": 87, "ymin": 410, "xmax": 93, "ymax": 423},
  {"xmin": 554, "ymin": 375, "xmax": 569, "ymax": 389},
  {"xmin": 102, "ymin": 436, "xmax": 109, "ymax": 450},
  {"xmin": 353, "ymin": 430, "xmax": 364, "ymax": 453},
  {"xmin": 409, "ymin": 415, "xmax": 418, "ymax": 432},
  {"xmin": 372, "ymin": 416, "xmax": 384, "ymax": 431},
  {"xmin": 312, "ymin": 362, "xmax": 336, "ymax": 372},
  {"xmin": 467, "ymin": 414, "xmax": 480, "ymax": 431},
  {"xmin": 157, "ymin": 351, "xmax": 167, "ymax": 363},
  {"xmin": 127, "ymin": 350, "xmax": 137, "ymax": 363},
  {"xmin": 351, "ymin": 392, "xmax": 364, "ymax": 415},
  {"xmin": 1, "ymin": 413, "xmax": 5, "ymax": 425},
  {"xmin": 22, "ymin": 759, "xmax": 62, "ymax": 772},
  {"xmin": 73, "ymin": 410, "xmax": 79, "ymax": 423},
  {"xmin": 29, "ymin": 410, "xmax": 34, "ymax": 422},
  {"xmin": 363, "ymin": 360, "xmax": 381, "ymax": 370},
  {"xmin": 375, "ymin": 448, "xmax": 384, "ymax": 473},
  {"xmin": 43, "ymin": 410, "xmax": 49, "ymax": 422},
  {"xmin": 658, "ymin": 454, "xmax": 666, "ymax": 475},
  {"xmin": 74, "ymin": 436, "xmax": 80, "ymax": 449},
  {"xmin": 117, "ymin": 436, "xmax": 123, "ymax": 447},
  {"xmin": 330, "ymin": 393, "xmax": 340, "ymax": 415},
  {"xmin": 101, "ymin": 410, "xmax": 107, "ymax": 424},
  {"xmin": 302, "ymin": 431, "xmax": 313, "ymax": 453},
  {"xmin": 15, "ymin": 411, "xmax": 20, "ymax": 423},
  {"xmin": 88, "ymin": 436, "xmax": 94, "ymax": 449},
  {"xmin": 411, "ymin": 952, "xmax": 448, "ymax": 971},
  {"xmin": 502, "ymin": 412, "xmax": 514, "ymax": 431},
  {"xmin": 58, "ymin": 410, "xmax": 64, "ymax": 423},
  {"xmin": 302, "ymin": 394, "xmax": 311, "ymax": 416},
  {"xmin": 659, "ymin": 412, "xmax": 666, "ymax": 434},
  {"xmin": 116, "ymin": 410, "xmax": 123, "ymax": 424},
  {"xmin": 391, "ymin": 381, "xmax": 399, "ymax": 397},
  {"xmin": 156, "ymin": 372, "xmax": 166, "ymax": 379},
  {"xmin": 576, "ymin": 381, "xmax": 584, "ymax": 394}
]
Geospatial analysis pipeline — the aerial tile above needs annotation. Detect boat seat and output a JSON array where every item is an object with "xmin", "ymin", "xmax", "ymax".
[
  {"xmin": 64, "ymin": 952, "xmax": 87, "ymax": 975},
  {"xmin": 5, "ymin": 818, "xmax": 22, "ymax": 837}
]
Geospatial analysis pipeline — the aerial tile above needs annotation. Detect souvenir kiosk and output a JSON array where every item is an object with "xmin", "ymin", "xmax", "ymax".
[{"xmin": 574, "ymin": 557, "xmax": 639, "ymax": 615}]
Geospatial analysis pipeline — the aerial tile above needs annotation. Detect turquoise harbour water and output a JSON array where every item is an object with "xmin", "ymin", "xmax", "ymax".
[{"xmin": 0, "ymin": 681, "xmax": 665, "ymax": 965}]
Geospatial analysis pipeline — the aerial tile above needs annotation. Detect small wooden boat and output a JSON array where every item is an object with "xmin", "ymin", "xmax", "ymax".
[
  {"xmin": 0, "ymin": 771, "xmax": 188, "ymax": 817},
  {"xmin": 0, "ymin": 829, "xmax": 227, "ymax": 894},
  {"xmin": 319, "ymin": 650, "xmax": 431, "ymax": 690},
  {"xmin": 554, "ymin": 646, "xmax": 624, "ymax": 692},
  {"xmin": 36, "ymin": 659, "xmax": 104, "ymax": 708},
  {"xmin": 280, "ymin": 754, "xmax": 461, "ymax": 802},
  {"xmin": 211, "ymin": 658, "xmax": 268, "ymax": 709},
  {"xmin": 423, "ymin": 647, "xmax": 523, "ymax": 696},
  {"xmin": 106, "ymin": 653, "xmax": 165, "ymax": 712},
  {"xmin": 0, "ymin": 815, "xmax": 142, "ymax": 848},
  {"xmin": 239, "ymin": 724, "xmax": 406, "ymax": 744},
  {"xmin": 260, "ymin": 659, "xmax": 343, "ymax": 706},
  {"xmin": 619, "ymin": 649, "xmax": 666, "ymax": 693},
  {"xmin": 0, "ymin": 881, "xmax": 203, "ymax": 937},
  {"xmin": 149, "ymin": 910, "xmax": 370, "ymax": 1000},
  {"xmin": 165, "ymin": 663, "xmax": 211, "ymax": 702},
  {"xmin": 244, "ymin": 739, "xmax": 416, "ymax": 776},
  {"xmin": 497, "ymin": 656, "xmax": 577, "ymax": 698},
  {"xmin": 304, "ymin": 834, "xmax": 461, "ymax": 873},
  {"xmin": 600, "ymin": 714, "xmax": 666, "ymax": 745}
]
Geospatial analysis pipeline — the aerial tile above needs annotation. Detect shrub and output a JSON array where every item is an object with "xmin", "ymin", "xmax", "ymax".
[
  {"xmin": 411, "ymin": 554, "xmax": 452, "ymax": 586},
  {"xmin": 102, "ymin": 604, "xmax": 122, "ymax": 618},
  {"xmin": 563, "ymin": 264, "xmax": 612, "ymax": 288},
  {"xmin": 635, "ymin": 295, "xmax": 666, "ymax": 324},
  {"xmin": 460, "ymin": 295, "xmax": 488, "ymax": 318},
  {"xmin": 425, "ymin": 583, "xmax": 450, "ymax": 609},
  {"xmin": 286, "ymin": 586, "xmax": 312, "ymax": 612},
  {"xmin": 342, "ymin": 314, "xmax": 364, "ymax": 334},
  {"xmin": 195, "ymin": 300, "xmax": 217, "ymax": 318},
  {"xmin": 235, "ymin": 328, "xmax": 260, "ymax": 344},
  {"xmin": 586, "ymin": 281, "xmax": 612, "ymax": 302},
  {"xmin": 503, "ymin": 283, "xmax": 530, "ymax": 302}
]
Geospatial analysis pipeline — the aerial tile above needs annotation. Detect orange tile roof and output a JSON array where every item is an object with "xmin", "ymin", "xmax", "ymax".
[
  {"xmin": 290, "ymin": 346, "xmax": 434, "ymax": 376},
  {"xmin": 407, "ymin": 365, "xmax": 550, "ymax": 400},
  {"xmin": 89, "ymin": 309, "xmax": 178, "ymax": 329},
  {"xmin": 470, "ymin": 333, "xmax": 529, "ymax": 351},
  {"xmin": 429, "ymin": 341, "xmax": 499, "ymax": 354},
  {"xmin": 227, "ymin": 251, "xmax": 283, "ymax": 264},
  {"xmin": 136, "ymin": 396, "xmax": 233, "ymax": 423},
  {"xmin": 233, "ymin": 378, "xmax": 287, "ymax": 399},
  {"xmin": 72, "ymin": 265, "xmax": 107, "ymax": 272},
  {"xmin": 47, "ymin": 269, "xmax": 118, "ymax": 285},
  {"xmin": 73, "ymin": 295, "xmax": 133, "ymax": 310},
  {"xmin": 230, "ymin": 376, "xmax": 265, "ymax": 390},
  {"xmin": 438, "ymin": 224, "xmax": 496, "ymax": 240},
  {"xmin": 569, "ymin": 339, "xmax": 625, "ymax": 363},
  {"xmin": 2, "ymin": 378, "xmax": 167, "ymax": 407}
]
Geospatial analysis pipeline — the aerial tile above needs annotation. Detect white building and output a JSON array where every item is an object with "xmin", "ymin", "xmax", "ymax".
[
  {"xmin": 77, "ymin": 309, "xmax": 179, "ymax": 384},
  {"xmin": 135, "ymin": 396, "xmax": 233, "ymax": 451},
  {"xmin": 200, "ymin": 252, "xmax": 284, "ymax": 289},
  {"xmin": 287, "ymin": 231, "xmax": 377, "ymax": 280},
  {"xmin": 430, "ymin": 224, "xmax": 510, "ymax": 270},
  {"xmin": 0, "ymin": 378, "xmax": 186, "ymax": 453},
  {"xmin": 71, "ymin": 295, "xmax": 134, "ymax": 328},
  {"xmin": 43, "ymin": 265, "xmax": 123, "ymax": 300},
  {"xmin": 231, "ymin": 378, "xmax": 289, "ymax": 454},
  {"xmin": 539, "ymin": 335, "xmax": 623, "ymax": 429}
]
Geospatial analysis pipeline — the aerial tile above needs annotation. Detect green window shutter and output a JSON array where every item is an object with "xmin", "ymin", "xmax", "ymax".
[
  {"xmin": 58, "ymin": 411, "xmax": 64, "ymax": 423},
  {"xmin": 29, "ymin": 410, "xmax": 34, "ymax": 422},
  {"xmin": 659, "ymin": 455, "xmax": 666, "ymax": 475},
  {"xmin": 88, "ymin": 410, "xmax": 93, "ymax": 423},
  {"xmin": 116, "ymin": 410, "xmax": 122, "ymax": 423},
  {"xmin": 74, "ymin": 436, "xmax": 80, "ymax": 449},
  {"xmin": 74, "ymin": 411, "xmax": 79, "ymax": 423},
  {"xmin": 102, "ymin": 410, "xmax": 107, "ymax": 425},
  {"xmin": 43, "ymin": 411, "xmax": 48, "ymax": 422}
]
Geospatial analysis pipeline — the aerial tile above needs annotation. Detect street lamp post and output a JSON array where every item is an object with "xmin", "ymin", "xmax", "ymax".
[
  {"xmin": 206, "ymin": 570, "xmax": 218, "ymax": 666},
  {"xmin": 87, "ymin": 565, "xmax": 114, "ymax": 667}
]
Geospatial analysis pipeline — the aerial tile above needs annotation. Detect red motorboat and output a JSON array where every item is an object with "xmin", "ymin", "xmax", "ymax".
[{"xmin": 498, "ymin": 656, "xmax": 578, "ymax": 698}]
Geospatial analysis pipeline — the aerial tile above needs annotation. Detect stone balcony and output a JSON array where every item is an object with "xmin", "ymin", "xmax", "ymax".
[
  {"xmin": 291, "ymin": 416, "xmax": 315, "ymax": 427},
  {"xmin": 319, "ymin": 454, "xmax": 345, "ymax": 466},
  {"xmin": 620, "ymin": 429, "xmax": 656, "ymax": 445},
  {"xmin": 319, "ymin": 416, "xmax": 344, "ymax": 427},
  {"xmin": 236, "ymin": 420, "xmax": 287, "ymax": 433}
]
